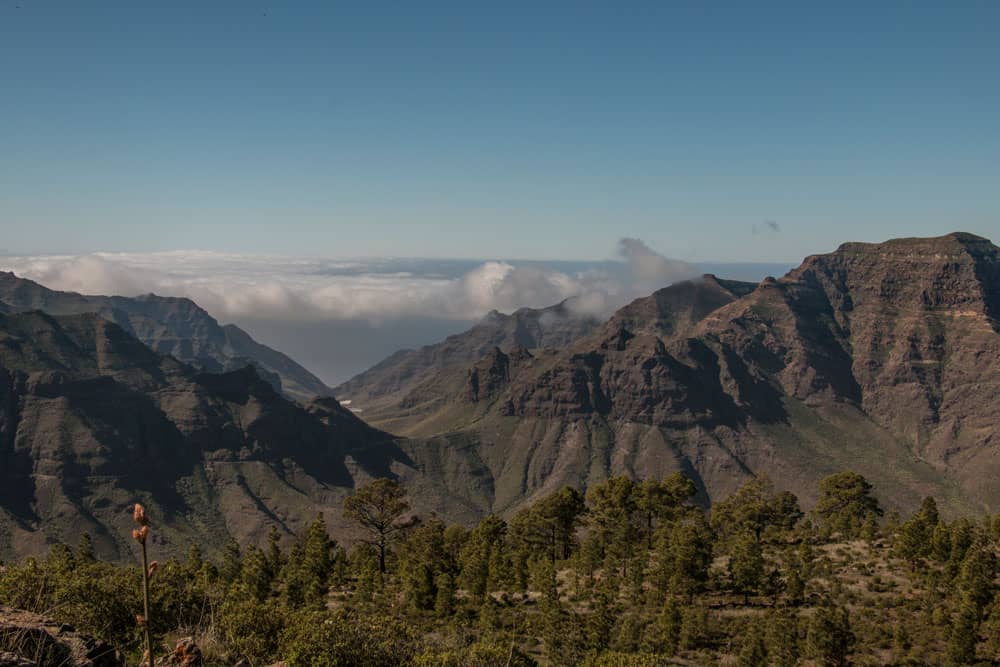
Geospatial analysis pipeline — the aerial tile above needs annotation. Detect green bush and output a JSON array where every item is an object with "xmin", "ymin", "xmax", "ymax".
[
  {"xmin": 279, "ymin": 610, "xmax": 419, "ymax": 667},
  {"xmin": 415, "ymin": 641, "xmax": 537, "ymax": 666}
]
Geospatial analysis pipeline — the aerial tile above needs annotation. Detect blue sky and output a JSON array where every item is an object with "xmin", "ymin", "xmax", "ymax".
[{"xmin": 2, "ymin": 1, "xmax": 998, "ymax": 261}]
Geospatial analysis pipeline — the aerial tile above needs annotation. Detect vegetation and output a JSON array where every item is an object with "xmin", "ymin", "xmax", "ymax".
[{"xmin": 3, "ymin": 473, "xmax": 1000, "ymax": 666}]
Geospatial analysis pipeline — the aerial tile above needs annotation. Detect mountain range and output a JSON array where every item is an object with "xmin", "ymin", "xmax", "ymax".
[
  {"xmin": 0, "ymin": 271, "xmax": 333, "ymax": 402},
  {"xmin": 340, "ymin": 232, "xmax": 1000, "ymax": 517},
  {"xmin": 0, "ymin": 309, "xmax": 425, "ymax": 561},
  {"xmin": 2, "ymin": 232, "xmax": 999, "ymax": 560}
]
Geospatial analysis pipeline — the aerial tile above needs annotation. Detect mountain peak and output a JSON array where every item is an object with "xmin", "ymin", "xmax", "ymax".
[
  {"xmin": 830, "ymin": 231, "xmax": 996, "ymax": 260},
  {"xmin": 787, "ymin": 233, "xmax": 1000, "ymax": 317}
]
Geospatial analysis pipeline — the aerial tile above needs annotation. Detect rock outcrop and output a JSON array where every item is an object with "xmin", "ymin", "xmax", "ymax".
[{"xmin": 0, "ymin": 607, "xmax": 124, "ymax": 667}]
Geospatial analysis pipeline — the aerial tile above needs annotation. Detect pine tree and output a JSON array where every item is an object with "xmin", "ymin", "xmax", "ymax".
[
  {"xmin": 408, "ymin": 561, "xmax": 437, "ymax": 611},
  {"xmin": 711, "ymin": 477, "xmax": 802, "ymax": 544},
  {"xmin": 932, "ymin": 522, "xmax": 954, "ymax": 562},
  {"xmin": 766, "ymin": 609, "xmax": 800, "ymax": 667},
  {"xmin": 653, "ymin": 597, "xmax": 682, "ymax": 655},
  {"xmin": 636, "ymin": 473, "xmax": 697, "ymax": 547},
  {"xmin": 220, "ymin": 537, "xmax": 242, "ymax": 584},
  {"xmin": 45, "ymin": 543, "xmax": 75, "ymax": 574},
  {"xmin": 532, "ymin": 556, "xmax": 560, "ymax": 607},
  {"xmin": 678, "ymin": 604, "xmax": 708, "ymax": 651},
  {"xmin": 729, "ymin": 530, "xmax": 765, "ymax": 604},
  {"xmin": 585, "ymin": 476, "xmax": 642, "ymax": 572},
  {"xmin": 894, "ymin": 497, "xmax": 941, "ymax": 570},
  {"xmin": 478, "ymin": 597, "xmax": 501, "ymax": 636},
  {"xmin": 75, "ymin": 532, "xmax": 96, "ymax": 564},
  {"xmin": 785, "ymin": 560, "xmax": 806, "ymax": 606},
  {"xmin": 265, "ymin": 525, "xmax": 283, "ymax": 578},
  {"xmin": 510, "ymin": 486, "xmax": 586, "ymax": 562},
  {"xmin": 239, "ymin": 545, "xmax": 272, "ymax": 603},
  {"xmin": 892, "ymin": 621, "xmax": 912, "ymax": 664},
  {"xmin": 486, "ymin": 545, "xmax": 512, "ymax": 594},
  {"xmin": 611, "ymin": 612, "xmax": 644, "ymax": 654},
  {"xmin": 806, "ymin": 602, "xmax": 853, "ymax": 667},
  {"xmin": 586, "ymin": 586, "xmax": 617, "ymax": 652},
  {"xmin": 948, "ymin": 595, "xmax": 980, "ymax": 665},
  {"xmin": 458, "ymin": 515, "xmax": 507, "ymax": 601},
  {"xmin": 947, "ymin": 519, "xmax": 975, "ymax": 580},
  {"xmin": 300, "ymin": 513, "xmax": 335, "ymax": 605},
  {"xmin": 861, "ymin": 514, "xmax": 879, "ymax": 545},
  {"xmin": 353, "ymin": 550, "xmax": 382, "ymax": 604},
  {"xmin": 982, "ymin": 597, "xmax": 1000, "ymax": 662},
  {"xmin": 738, "ymin": 620, "xmax": 767, "ymax": 667},
  {"xmin": 656, "ymin": 514, "xmax": 713, "ymax": 603},
  {"xmin": 434, "ymin": 571, "xmax": 456, "ymax": 617},
  {"xmin": 814, "ymin": 472, "xmax": 882, "ymax": 538},
  {"xmin": 184, "ymin": 544, "xmax": 204, "ymax": 579},
  {"xmin": 343, "ymin": 478, "xmax": 414, "ymax": 574},
  {"xmin": 281, "ymin": 541, "xmax": 306, "ymax": 607},
  {"xmin": 957, "ymin": 535, "xmax": 996, "ymax": 615}
]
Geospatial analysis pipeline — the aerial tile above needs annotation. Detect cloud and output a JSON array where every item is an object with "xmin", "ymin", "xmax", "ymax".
[
  {"xmin": 752, "ymin": 220, "xmax": 781, "ymax": 236},
  {"xmin": 0, "ymin": 239, "xmax": 700, "ymax": 325},
  {"xmin": 618, "ymin": 238, "xmax": 698, "ymax": 287},
  {"xmin": 4, "ymin": 254, "xmax": 160, "ymax": 297}
]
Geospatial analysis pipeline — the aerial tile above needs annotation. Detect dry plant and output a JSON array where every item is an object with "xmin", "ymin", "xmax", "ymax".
[{"xmin": 132, "ymin": 503, "xmax": 156, "ymax": 667}]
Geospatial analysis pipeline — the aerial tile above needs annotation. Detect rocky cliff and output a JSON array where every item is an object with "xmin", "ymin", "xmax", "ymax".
[
  {"xmin": 334, "ymin": 299, "xmax": 601, "ymax": 410},
  {"xmin": 360, "ymin": 234, "xmax": 1000, "ymax": 516},
  {"xmin": 0, "ymin": 311, "xmax": 411, "ymax": 562},
  {"xmin": 0, "ymin": 272, "xmax": 333, "ymax": 402}
]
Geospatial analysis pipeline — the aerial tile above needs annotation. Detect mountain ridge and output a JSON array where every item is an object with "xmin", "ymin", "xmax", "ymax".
[
  {"xmin": 357, "ymin": 232, "xmax": 1000, "ymax": 517},
  {"xmin": 0, "ymin": 271, "xmax": 333, "ymax": 402},
  {"xmin": 0, "ymin": 309, "xmax": 416, "ymax": 561},
  {"xmin": 334, "ymin": 298, "xmax": 603, "ymax": 411}
]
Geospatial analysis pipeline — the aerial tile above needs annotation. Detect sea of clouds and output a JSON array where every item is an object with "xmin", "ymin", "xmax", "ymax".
[
  {"xmin": 0, "ymin": 239, "xmax": 789, "ymax": 384},
  {"xmin": 0, "ymin": 238, "xmax": 698, "ymax": 323}
]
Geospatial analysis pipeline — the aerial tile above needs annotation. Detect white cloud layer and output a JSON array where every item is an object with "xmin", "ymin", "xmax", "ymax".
[{"xmin": 0, "ymin": 239, "xmax": 699, "ymax": 324}]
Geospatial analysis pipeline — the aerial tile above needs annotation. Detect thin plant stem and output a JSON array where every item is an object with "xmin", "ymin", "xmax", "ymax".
[{"xmin": 141, "ymin": 537, "xmax": 154, "ymax": 666}]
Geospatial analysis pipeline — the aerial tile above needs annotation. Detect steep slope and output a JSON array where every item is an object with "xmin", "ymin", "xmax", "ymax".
[
  {"xmin": 334, "ymin": 299, "xmax": 601, "ymax": 411},
  {"xmin": 356, "ymin": 275, "xmax": 755, "ymax": 433},
  {"xmin": 603, "ymin": 274, "xmax": 756, "ymax": 338},
  {"xmin": 360, "ymin": 235, "xmax": 1000, "ymax": 516},
  {"xmin": 0, "ymin": 272, "xmax": 333, "ymax": 402},
  {"xmin": 694, "ymin": 232, "xmax": 1000, "ymax": 507},
  {"xmin": 0, "ymin": 311, "xmax": 417, "ymax": 562}
]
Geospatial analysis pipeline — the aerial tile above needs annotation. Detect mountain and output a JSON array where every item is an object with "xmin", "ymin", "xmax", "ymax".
[
  {"xmin": 334, "ymin": 299, "xmax": 602, "ymax": 412},
  {"xmin": 600, "ymin": 274, "xmax": 757, "ymax": 339},
  {"xmin": 0, "ymin": 271, "xmax": 333, "ymax": 402},
  {"xmin": 358, "ymin": 234, "xmax": 1000, "ymax": 516},
  {"xmin": 6, "ymin": 232, "xmax": 999, "ymax": 560},
  {"xmin": 0, "ymin": 310, "xmax": 416, "ymax": 562},
  {"xmin": 351, "ymin": 275, "xmax": 755, "ymax": 433}
]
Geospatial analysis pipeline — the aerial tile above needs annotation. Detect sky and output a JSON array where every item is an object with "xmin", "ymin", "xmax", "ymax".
[
  {"xmin": 1, "ymin": 1, "xmax": 998, "ymax": 382},
  {"xmin": 2, "ymin": 1, "xmax": 998, "ymax": 262}
]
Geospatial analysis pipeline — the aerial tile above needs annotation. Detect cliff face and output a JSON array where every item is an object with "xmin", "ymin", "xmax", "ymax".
[
  {"xmin": 0, "ymin": 272, "xmax": 333, "ymax": 402},
  {"xmin": 334, "ymin": 300, "xmax": 601, "ymax": 410},
  {"xmin": 0, "ymin": 311, "xmax": 408, "ymax": 562},
  {"xmin": 693, "ymin": 233, "xmax": 1000, "ymax": 503},
  {"xmin": 361, "ymin": 234, "xmax": 1000, "ymax": 516}
]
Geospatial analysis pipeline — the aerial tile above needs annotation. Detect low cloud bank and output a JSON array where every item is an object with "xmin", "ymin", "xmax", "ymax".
[{"xmin": 0, "ymin": 239, "xmax": 699, "ymax": 324}]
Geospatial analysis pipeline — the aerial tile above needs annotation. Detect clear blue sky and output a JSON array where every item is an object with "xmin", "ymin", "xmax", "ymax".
[{"xmin": 2, "ymin": 1, "xmax": 997, "ymax": 261}]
